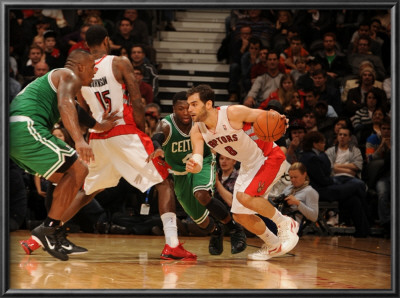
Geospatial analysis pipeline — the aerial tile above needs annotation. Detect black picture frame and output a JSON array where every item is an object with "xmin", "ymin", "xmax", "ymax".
[{"xmin": 1, "ymin": 1, "xmax": 399, "ymax": 297}]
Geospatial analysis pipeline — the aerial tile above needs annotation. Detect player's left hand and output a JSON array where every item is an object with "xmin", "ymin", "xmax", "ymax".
[
  {"xmin": 146, "ymin": 148, "xmax": 164, "ymax": 163},
  {"xmin": 98, "ymin": 110, "xmax": 121, "ymax": 132}
]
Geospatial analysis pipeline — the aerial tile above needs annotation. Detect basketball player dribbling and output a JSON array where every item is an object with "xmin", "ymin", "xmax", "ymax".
[{"xmin": 186, "ymin": 84, "xmax": 300, "ymax": 261}]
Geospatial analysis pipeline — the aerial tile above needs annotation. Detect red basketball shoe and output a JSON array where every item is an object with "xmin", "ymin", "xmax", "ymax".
[
  {"xmin": 160, "ymin": 242, "xmax": 197, "ymax": 260},
  {"xmin": 20, "ymin": 236, "xmax": 41, "ymax": 255}
]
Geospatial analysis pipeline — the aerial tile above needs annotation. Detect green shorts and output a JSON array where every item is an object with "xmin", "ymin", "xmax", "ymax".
[
  {"xmin": 173, "ymin": 154, "xmax": 216, "ymax": 224},
  {"xmin": 10, "ymin": 116, "xmax": 77, "ymax": 179}
]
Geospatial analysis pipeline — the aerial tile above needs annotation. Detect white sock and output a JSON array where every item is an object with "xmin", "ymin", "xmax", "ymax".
[
  {"xmin": 257, "ymin": 227, "xmax": 280, "ymax": 248},
  {"xmin": 270, "ymin": 208, "xmax": 286, "ymax": 225},
  {"xmin": 161, "ymin": 212, "xmax": 179, "ymax": 248}
]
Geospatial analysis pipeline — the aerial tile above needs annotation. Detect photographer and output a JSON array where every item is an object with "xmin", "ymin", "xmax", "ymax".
[{"xmin": 275, "ymin": 162, "xmax": 319, "ymax": 225}]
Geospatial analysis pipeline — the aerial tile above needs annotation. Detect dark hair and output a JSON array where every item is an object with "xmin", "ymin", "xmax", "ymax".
[
  {"xmin": 85, "ymin": 24, "xmax": 108, "ymax": 47},
  {"xmin": 172, "ymin": 91, "xmax": 187, "ymax": 106},
  {"xmin": 119, "ymin": 17, "xmax": 133, "ymax": 26},
  {"xmin": 266, "ymin": 50, "xmax": 279, "ymax": 59},
  {"xmin": 334, "ymin": 116, "xmax": 354, "ymax": 133},
  {"xmin": 312, "ymin": 69, "xmax": 327, "ymax": 78},
  {"xmin": 248, "ymin": 37, "xmax": 261, "ymax": 46},
  {"xmin": 302, "ymin": 131, "xmax": 325, "ymax": 152},
  {"xmin": 187, "ymin": 84, "xmax": 215, "ymax": 106},
  {"xmin": 133, "ymin": 65, "xmax": 144, "ymax": 74}
]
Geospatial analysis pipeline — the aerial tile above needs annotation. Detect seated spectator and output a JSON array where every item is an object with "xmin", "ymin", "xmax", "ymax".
[
  {"xmin": 296, "ymin": 57, "xmax": 325, "ymax": 92},
  {"xmin": 227, "ymin": 25, "xmax": 252, "ymax": 102},
  {"xmin": 258, "ymin": 73, "xmax": 297, "ymax": 111},
  {"xmin": 348, "ymin": 35, "xmax": 386, "ymax": 81},
  {"xmin": 279, "ymin": 162, "xmax": 319, "ymax": 225},
  {"xmin": 240, "ymin": 37, "xmax": 261, "ymax": 95},
  {"xmin": 285, "ymin": 118, "xmax": 306, "ymax": 164},
  {"xmin": 314, "ymin": 32, "xmax": 351, "ymax": 88},
  {"xmin": 234, "ymin": 9, "xmax": 275, "ymax": 48},
  {"xmin": 243, "ymin": 51, "xmax": 284, "ymax": 107},
  {"xmin": 311, "ymin": 69, "xmax": 342, "ymax": 115},
  {"xmin": 279, "ymin": 35, "xmax": 310, "ymax": 73},
  {"xmin": 325, "ymin": 116, "xmax": 358, "ymax": 149},
  {"xmin": 214, "ymin": 154, "xmax": 239, "ymax": 210},
  {"xmin": 130, "ymin": 44, "xmax": 159, "ymax": 102},
  {"xmin": 144, "ymin": 103, "xmax": 161, "ymax": 137},
  {"xmin": 301, "ymin": 108, "xmax": 318, "ymax": 133},
  {"xmin": 285, "ymin": 90, "xmax": 304, "ymax": 120},
  {"xmin": 19, "ymin": 45, "xmax": 44, "ymax": 85},
  {"xmin": 341, "ymin": 61, "xmax": 383, "ymax": 103},
  {"xmin": 68, "ymin": 23, "xmax": 90, "ymax": 55},
  {"xmin": 314, "ymin": 100, "xmax": 337, "ymax": 145},
  {"xmin": 134, "ymin": 65, "xmax": 153, "ymax": 104},
  {"xmin": 344, "ymin": 64, "xmax": 387, "ymax": 118},
  {"xmin": 21, "ymin": 60, "xmax": 49, "ymax": 89},
  {"xmin": 43, "ymin": 30, "xmax": 65, "ymax": 69},
  {"xmin": 111, "ymin": 18, "xmax": 140, "ymax": 56},
  {"xmin": 365, "ymin": 116, "xmax": 391, "ymax": 162},
  {"xmin": 351, "ymin": 88, "xmax": 384, "ymax": 131},
  {"xmin": 272, "ymin": 10, "xmax": 294, "ymax": 45},
  {"xmin": 290, "ymin": 56, "xmax": 308, "ymax": 84},
  {"xmin": 349, "ymin": 20, "xmax": 383, "ymax": 58},
  {"xmin": 119, "ymin": 9, "xmax": 150, "ymax": 46},
  {"xmin": 303, "ymin": 88, "xmax": 337, "ymax": 118},
  {"xmin": 299, "ymin": 131, "xmax": 370, "ymax": 237},
  {"xmin": 273, "ymin": 26, "xmax": 299, "ymax": 56}
]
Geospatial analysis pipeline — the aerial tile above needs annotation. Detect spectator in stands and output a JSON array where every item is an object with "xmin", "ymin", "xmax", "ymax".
[
  {"xmin": 134, "ymin": 65, "xmax": 153, "ymax": 104},
  {"xmin": 351, "ymin": 88, "xmax": 384, "ymax": 131},
  {"xmin": 227, "ymin": 25, "xmax": 252, "ymax": 102},
  {"xmin": 290, "ymin": 56, "xmax": 308, "ymax": 84},
  {"xmin": 285, "ymin": 118, "xmax": 306, "ymax": 164},
  {"xmin": 273, "ymin": 10, "xmax": 293, "ymax": 45},
  {"xmin": 31, "ymin": 35, "xmax": 45, "ymax": 52},
  {"xmin": 340, "ymin": 60, "xmax": 382, "ymax": 102},
  {"xmin": 21, "ymin": 60, "xmax": 49, "ymax": 89},
  {"xmin": 285, "ymin": 90, "xmax": 304, "ymax": 120},
  {"xmin": 144, "ymin": 103, "xmax": 161, "ymax": 137},
  {"xmin": 301, "ymin": 108, "xmax": 318, "ymax": 133},
  {"xmin": 303, "ymin": 88, "xmax": 337, "ymax": 118},
  {"xmin": 67, "ymin": 23, "xmax": 90, "ymax": 54},
  {"xmin": 119, "ymin": 9, "xmax": 150, "ymax": 45},
  {"xmin": 9, "ymin": 63, "xmax": 21, "ymax": 102},
  {"xmin": 234, "ymin": 9, "xmax": 275, "ymax": 48},
  {"xmin": 313, "ymin": 100, "xmax": 337, "ymax": 145},
  {"xmin": 19, "ymin": 45, "xmax": 44, "ymax": 85},
  {"xmin": 130, "ymin": 44, "xmax": 159, "ymax": 102},
  {"xmin": 314, "ymin": 32, "xmax": 350, "ymax": 88},
  {"xmin": 243, "ymin": 51, "xmax": 284, "ymax": 107},
  {"xmin": 296, "ymin": 57, "xmax": 324, "ymax": 92},
  {"xmin": 302, "ymin": 10, "xmax": 335, "ymax": 48},
  {"xmin": 325, "ymin": 116, "xmax": 358, "ymax": 149},
  {"xmin": 43, "ymin": 30, "xmax": 65, "ymax": 69},
  {"xmin": 311, "ymin": 69, "xmax": 342, "ymax": 115},
  {"xmin": 240, "ymin": 37, "xmax": 261, "ymax": 95},
  {"xmin": 348, "ymin": 35, "xmax": 386, "ymax": 81},
  {"xmin": 111, "ymin": 18, "xmax": 140, "ymax": 56},
  {"xmin": 214, "ymin": 154, "xmax": 238, "ymax": 210},
  {"xmin": 258, "ymin": 73, "xmax": 296, "ymax": 111},
  {"xmin": 279, "ymin": 35, "xmax": 310, "ymax": 74},
  {"xmin": 349, "ymin": 20, "xmax": 382, "ymax": 58},
  {"xmin": 273, "ymin": 26, "xmax": 299, "ymax": 56},
  {"xmin": 279, "ymin": 162, "xmax": 319, "ymax": 226},
  {"xmin": 299, "ymin": 131, "xmax": 370, "ymax": 237},
  {"xmin": 365, "ymin": 116, "xmax": 391, "ymax": 162},
  {"xmin": 344, "ymin": 64, "xmax": 387, "ymax": 118}
]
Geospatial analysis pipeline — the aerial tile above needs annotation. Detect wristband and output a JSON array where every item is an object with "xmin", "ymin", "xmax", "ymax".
[{"xmin": 191, "ymin": 153, "xmax": 203, "ymax": 170}]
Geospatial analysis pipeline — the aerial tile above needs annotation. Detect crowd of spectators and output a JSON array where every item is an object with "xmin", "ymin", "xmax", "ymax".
[{"xmin": 9, "ymin": 8, "xmax": 392, "ymax": 238}]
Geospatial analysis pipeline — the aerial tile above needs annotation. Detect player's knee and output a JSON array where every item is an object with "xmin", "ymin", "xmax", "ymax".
[
  {"xmin": 236, "ymin": 192, "xmax": 251, "ymax": 208},
  {"xmin": 194, "ymin": 190, "xmax": 211, "ymax": 206}
]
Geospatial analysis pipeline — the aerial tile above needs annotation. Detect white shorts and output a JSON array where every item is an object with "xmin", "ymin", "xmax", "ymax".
[
  {"xmin": 231, "ymin": 156, "xmax": 288, "ymax": 215},
  {"xmin": 84, "ymin": 134, "xmax": 167, "ymax": 195}
]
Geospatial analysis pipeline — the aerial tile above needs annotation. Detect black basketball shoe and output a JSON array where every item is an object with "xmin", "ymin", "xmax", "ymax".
[
  {"xmin": 31, "ymin": 223, "xmax": 69, "ymax": 261},
  {"xmin": 56, "ymin": 226, "xmax": 88, "ymax": 255},
  {"xmin": 230, "ymin": 226, "xmax": 247, "ymax": 254},
  {"xmin": 209, "ymin": 221, "xmax": 224, "ymax": 255}
]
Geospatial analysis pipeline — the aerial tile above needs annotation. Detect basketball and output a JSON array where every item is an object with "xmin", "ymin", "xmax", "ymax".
[{"xmin": 253, "ymin": 110, "xmax": 286, "ymax": 142}]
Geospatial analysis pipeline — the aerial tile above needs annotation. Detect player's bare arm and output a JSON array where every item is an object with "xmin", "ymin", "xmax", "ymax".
[
  {"xmin": 186, "ymin": 123, "xmax": 204, "ymax": 174},
  {"xmin": 114, "ymin": 56, "xmax": 146, "ymax": 132},
  {"xmin": 146, "ymin": 120, "xmax": 171, "ymax": 162},
  {"xmin": 55, "ymin": 69, "xmax": 94, "ymax": 164}
]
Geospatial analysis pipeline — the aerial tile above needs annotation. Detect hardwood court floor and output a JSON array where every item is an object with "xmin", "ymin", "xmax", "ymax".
[{"xmin": 9, "ymin": 230, "xmax": 391, "ymax": 291}]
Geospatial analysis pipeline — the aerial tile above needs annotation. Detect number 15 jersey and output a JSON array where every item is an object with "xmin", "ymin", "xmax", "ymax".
[{"xmin": 81, "ymin": 55, "xmax": 138, "ymax": 139}]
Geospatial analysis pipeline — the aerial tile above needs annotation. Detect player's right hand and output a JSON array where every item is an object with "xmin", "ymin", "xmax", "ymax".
[{"xmin": 98, "ymin": 110, "xmax": 121, "ymax": 132}]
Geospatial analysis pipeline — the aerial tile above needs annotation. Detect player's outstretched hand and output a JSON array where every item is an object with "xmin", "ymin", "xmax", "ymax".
[
  {"xmin": 98, "ymin": 110, "xmax": 121, "ymax": 132},
  {"xmin": 75, "ymin": 140, "xmax": 95, "ymax": 164},
  {"xmin": 146, "ymin": 148, "xmax": 165, "ymax": 163}
]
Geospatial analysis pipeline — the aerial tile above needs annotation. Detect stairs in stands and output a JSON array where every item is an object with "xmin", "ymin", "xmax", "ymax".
[{"xmin": 153, "ymin": 10, "xmax": 232, "ymax": 116}]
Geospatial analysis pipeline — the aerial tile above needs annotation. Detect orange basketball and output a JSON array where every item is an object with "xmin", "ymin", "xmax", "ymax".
[{"xmin": 253, "ymin": 110, "xmax": 286, "ymax": 142}]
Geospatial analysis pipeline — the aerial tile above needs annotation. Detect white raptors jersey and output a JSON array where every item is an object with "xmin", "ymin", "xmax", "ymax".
[
  {"xmin": 197, "ymin": 106, "xmax": 278, "ymax": 168},
  {"xmin": 81, "ymin": 55, "xmax": 138, "ymax": 139}
]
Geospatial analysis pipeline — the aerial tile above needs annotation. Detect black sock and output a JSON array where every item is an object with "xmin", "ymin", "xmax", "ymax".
[
  {"xmin": 225, "ymin": 219, "xmax": 239, "ymax": 231},
  {"xmin": 44, "ymin": 217, "xmax": 60, "ymax": 228},
  {"xmin": 205, "ymin": 198, "xmax": 230, "ymax": 221}
]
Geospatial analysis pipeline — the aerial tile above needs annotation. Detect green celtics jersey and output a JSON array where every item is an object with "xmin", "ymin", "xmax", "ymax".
[
  {"xmin": 162, "ymin": 114, "xmax": 212, "ymax": 173},
  {"xmin": 10, "ymin": 69, "xmax": 60, "ymax": 129}
]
